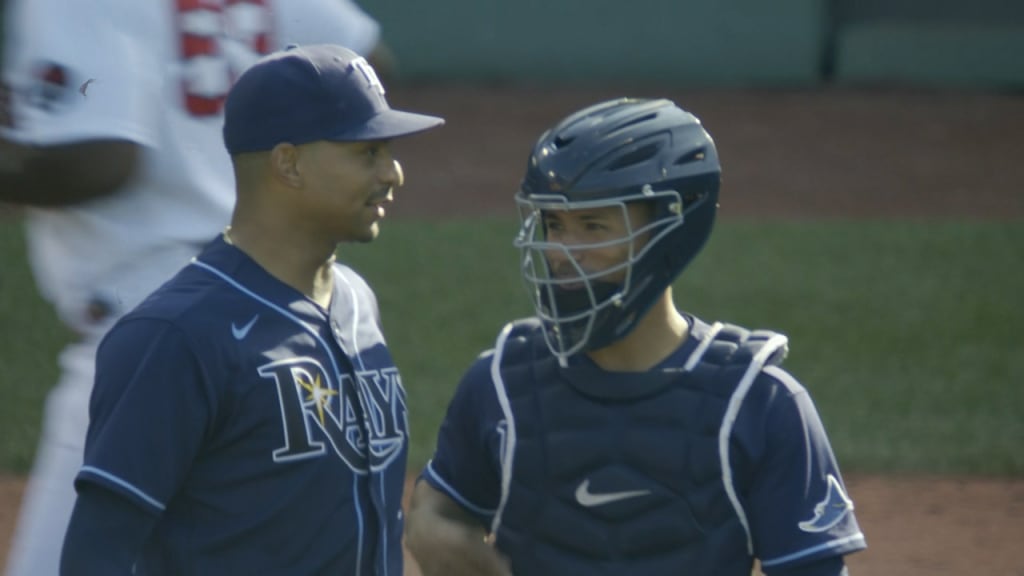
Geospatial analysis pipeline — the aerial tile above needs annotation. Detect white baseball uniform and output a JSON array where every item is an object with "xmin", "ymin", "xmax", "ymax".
[{"xmin": 1, "ymin": 1, "xmax": 382, "ymax": 574}]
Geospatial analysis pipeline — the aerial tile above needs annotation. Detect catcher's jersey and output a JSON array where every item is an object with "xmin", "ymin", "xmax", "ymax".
[
  {"xmin": 78, "ymin": 236, "xmax": 409, "ymax": 575},
  {"xmin": 0, "ymin": 0, "xmax": 380, "ymax": 336},
  {"xmin": 423, "ymin": 316, "xmax": 866, "ymax": 575}
]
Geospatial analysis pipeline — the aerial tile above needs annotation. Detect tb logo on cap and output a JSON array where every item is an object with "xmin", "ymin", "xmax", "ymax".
[{"xmin": 349, "ymin": 57, "xmax": 385, "ymax": 98}]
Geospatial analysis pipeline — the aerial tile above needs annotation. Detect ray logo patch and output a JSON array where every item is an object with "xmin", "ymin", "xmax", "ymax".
[{"xmin": 798, "ymin": 474, "xmax": 854, "ymax": 533}]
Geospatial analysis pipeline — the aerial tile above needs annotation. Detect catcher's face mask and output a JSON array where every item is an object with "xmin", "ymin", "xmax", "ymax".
[
  {"xmin": 514, "ymin": 190, "xmax": 682, "ymax": 365},
  {"xmin": 513, "ymin": 97, "xmax": 722, "ymax": 365}
]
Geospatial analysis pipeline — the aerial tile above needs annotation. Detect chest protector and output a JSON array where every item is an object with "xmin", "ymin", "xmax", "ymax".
[{"xmin": 488, "ymin": 318, "xmax": 788, "ymax": 576}]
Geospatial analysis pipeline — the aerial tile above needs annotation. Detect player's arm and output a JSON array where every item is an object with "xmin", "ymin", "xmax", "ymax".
[
  {"xmin": 0, "ymin": 0, "xmax": 153, "ymax": 207},
  {"xmin": 60, "ymin": 483, "xmax": 159, "ymax": 575},
  {"xmin": 0, "ymin": 136, "xmax": 141, "ymax": 206},
  {"xmin": 405, "ymin": 480, "xmax": 512, "ymax": 576},
  {"xmin": 736, "ymin": 366, "xmax": 866, "ymax": 572},
  {"xmin": 64, "ymin": 317, "xmax": 212, "ymax": 574},
  {"xmin": 407, "ymin": 349, "xmax": 510, "ymax": 574}
]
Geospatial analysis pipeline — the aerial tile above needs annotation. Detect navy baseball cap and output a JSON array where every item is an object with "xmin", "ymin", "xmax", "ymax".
[{"xmin": 223, "ymin": 44, "xmax": 444, "ymax": 154}]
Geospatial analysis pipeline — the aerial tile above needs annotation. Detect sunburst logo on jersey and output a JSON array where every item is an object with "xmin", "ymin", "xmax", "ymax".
[{"xmin": 297, "ymin": 372, "xmax": 338, "ymax": 426}]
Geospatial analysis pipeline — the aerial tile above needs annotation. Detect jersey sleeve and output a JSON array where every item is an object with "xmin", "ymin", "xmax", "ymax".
[
  {"xmin": 77, "ymin": 317, "xmax": 214, "ymax": 514},
  {"xmin": 732, "ymin": 365, "xmax": 866, "ymax": 572},
  {"xmin": 61, "ymin": 482, "xmax": 160, "ymax": 574},
  {"xmin": 420, "ymin": 353, "xmax": 505, "ymax": 526},
  {"xmin": 2, "ymin": 0, "xmax": 160, "ymax": 146}
]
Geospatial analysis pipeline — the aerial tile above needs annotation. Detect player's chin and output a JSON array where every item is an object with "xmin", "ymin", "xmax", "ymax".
[
  {"xmin": 347, "ymin": 207, "xmax": 385, "ymax": 242},
  {"xmin": 351, "ymin": 221, "xmax": 382, "ymax": 243}
]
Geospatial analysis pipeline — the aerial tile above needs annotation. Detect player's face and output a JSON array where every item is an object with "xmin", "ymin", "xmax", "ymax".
[
  {"xmin": 542, "ymin": 202, "xmax": 651, "ymax": 288},
  {"xmin": 297, "ymin": 140, "xmax": 403, "ymax": 243}
]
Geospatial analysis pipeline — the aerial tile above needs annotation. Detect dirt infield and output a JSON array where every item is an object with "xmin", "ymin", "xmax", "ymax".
[
  {"xmin": 3, "ymin": 86, "xmax": 1023, "ymax": 574},
  {"xmin": 385, "ymin": 84, "xmax": 1024, "ymax": 221}
]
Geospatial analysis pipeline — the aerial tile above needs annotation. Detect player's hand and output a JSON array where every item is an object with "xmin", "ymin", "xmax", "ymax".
[
  {"xmin": 411, "ymin": 522, "xmax": 512, "ymax": 576},
  {"xmin": 406, "ymin": 481, "xmax": 514, "ymax": 576}
]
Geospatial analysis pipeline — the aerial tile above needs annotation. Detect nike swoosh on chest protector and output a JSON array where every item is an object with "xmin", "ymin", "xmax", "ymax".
[{"xmin": 574, "ymin": 478, "xmax": 652, "ymax": 507}]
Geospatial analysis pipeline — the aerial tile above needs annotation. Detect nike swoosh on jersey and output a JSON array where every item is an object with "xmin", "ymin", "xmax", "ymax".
[
  {"xmin": 231, "ymin": 315, "xmax": 259, "ymax": 340},
  {"xmin": 574, "ymin": 478, "xmax": 651, "ymax": 507}
]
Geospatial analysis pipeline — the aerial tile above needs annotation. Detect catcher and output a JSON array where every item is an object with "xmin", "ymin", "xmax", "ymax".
[{"xmin": 405, "ymin": 97, "xmax": 866, "ymax": 576}]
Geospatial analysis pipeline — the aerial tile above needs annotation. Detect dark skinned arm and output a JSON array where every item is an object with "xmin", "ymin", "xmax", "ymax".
[
  {"xmin": 0, "ymin": 137, "xmax": 140, "ymax": 206},
  {"xmin": 405, "ymin": 479, "xmax": 512, "ymax": 576}
]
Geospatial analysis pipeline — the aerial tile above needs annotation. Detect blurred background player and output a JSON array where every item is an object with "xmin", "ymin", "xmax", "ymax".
[
  {"xmin": 0, "ymin": 1, "xmax": 395, "ymax": 574},
  {"xmin": 406, "ymin": 98, "xmax": 866, "ymax": 576}
]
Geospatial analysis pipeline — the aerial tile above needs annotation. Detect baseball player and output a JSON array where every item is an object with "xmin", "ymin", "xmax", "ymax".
[
  {"xmin": 405, "ymin": 98, "xmax": 867, "ymax": 575},
  {"xmin": 0, "ymin": 1, "xmax": 393, "ymax": 575},
  {"xmin": 58, "ymin": 43, "xmax": 444, "ymax": 574}
]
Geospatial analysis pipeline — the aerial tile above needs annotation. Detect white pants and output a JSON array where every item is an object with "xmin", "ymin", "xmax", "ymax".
[{"xmin": 4, "ymin": 340, "xmax": 97, "ymax": 576}]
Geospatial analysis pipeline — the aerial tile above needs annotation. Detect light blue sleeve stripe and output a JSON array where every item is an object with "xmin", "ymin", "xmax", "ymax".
[
  {"xmin": 79, "ymin": 466, "xmax": 166, "ymax": 511},
  {"xmin": 759, "ymin": 533, "xmax": 867, "ymax": 567},
  {"xmin": 423, "ymin": 460, "xmax": 496, "ymax": 517}
]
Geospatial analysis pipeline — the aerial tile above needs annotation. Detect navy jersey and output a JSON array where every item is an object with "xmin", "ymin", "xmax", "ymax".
[
  {"xmin": 422, "ymin": 316, "xmax": 865, "ymax": 575},
  {"xmin": 77, "ymin": 236, "xmax": 409, "ymax": 575}
]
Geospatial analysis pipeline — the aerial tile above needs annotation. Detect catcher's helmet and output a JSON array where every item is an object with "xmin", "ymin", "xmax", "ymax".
[{"xmin": 514, "ymin": 97, "xmax": 720, "ymax": 363}]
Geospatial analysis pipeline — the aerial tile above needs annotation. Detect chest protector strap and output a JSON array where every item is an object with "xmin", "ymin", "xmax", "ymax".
[{"xmin": 697, "ymin": 321, "xmax": 789, "ymax": 553}]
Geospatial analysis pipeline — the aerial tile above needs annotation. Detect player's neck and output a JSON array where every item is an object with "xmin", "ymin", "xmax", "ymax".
[
  {"xmin": 585, "ymin": 289, "xmax": 689, "ymax": 372},
  {"xmin": 223, "ymin": 224, "xmax": 335, "ymax": 309}
]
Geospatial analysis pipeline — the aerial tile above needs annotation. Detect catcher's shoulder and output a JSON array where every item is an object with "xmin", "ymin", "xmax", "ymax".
[
  {"xmin": 698, "ymin": 318, "xmax": 813, "ymax": 396},
  {"xmin": 458, "ymin": 317, "xmax": 545, "ymax": 385},
  {"xmin": 694, "ymin": 317, "xmax": 790, "ymax": 368}
]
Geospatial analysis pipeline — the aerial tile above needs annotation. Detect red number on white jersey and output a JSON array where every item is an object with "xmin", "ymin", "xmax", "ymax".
[{"xmin": 174, "ymin": 0, "xmax": 273, "ymax": 117}]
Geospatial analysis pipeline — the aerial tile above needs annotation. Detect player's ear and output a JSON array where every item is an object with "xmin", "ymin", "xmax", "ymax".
[{"xmin": 269, "ymin": 142, "xmax": 302, "ymax": 187}]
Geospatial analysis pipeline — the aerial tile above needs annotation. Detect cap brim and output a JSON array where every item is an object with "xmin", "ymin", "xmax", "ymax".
[{"xmin": 330, "ymin": 109, "xmax": 445, "ymax": 141}]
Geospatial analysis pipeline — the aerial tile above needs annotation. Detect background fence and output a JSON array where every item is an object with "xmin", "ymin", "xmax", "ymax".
[{"xmin": 361, "ymin": 0, "xmax": 1024, "ymax": 88}]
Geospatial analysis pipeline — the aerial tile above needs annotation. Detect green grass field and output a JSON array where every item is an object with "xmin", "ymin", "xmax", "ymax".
[{"xmin": 1, "ymin": 217, "xmax": 1021, "ymax": 476}]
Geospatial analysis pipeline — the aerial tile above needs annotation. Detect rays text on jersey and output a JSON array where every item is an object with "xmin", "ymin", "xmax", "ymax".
[{"xmin": 258, "ymin": 357, "xmax": 406, "ymax": 473}]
